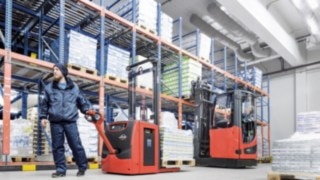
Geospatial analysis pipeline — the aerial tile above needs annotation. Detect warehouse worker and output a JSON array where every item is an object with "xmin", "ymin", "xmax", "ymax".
[{"xmin": 40, "ymin": 63, "xmax": 94, "ymax": 178}]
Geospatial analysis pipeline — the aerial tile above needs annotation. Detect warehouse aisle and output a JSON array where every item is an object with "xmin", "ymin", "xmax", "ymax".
[{"xmin": 0, "ymin": 164, "xmax": 271, "ymax": 180}]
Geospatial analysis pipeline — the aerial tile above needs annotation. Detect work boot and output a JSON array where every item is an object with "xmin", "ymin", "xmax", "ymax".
[
  {"xmin": 51, "ymin": 172, "xmax": 66, "ymax": 178},
  {"xmin": 76, "ymin": 170, "xmax": 85, "ymax": 177}
]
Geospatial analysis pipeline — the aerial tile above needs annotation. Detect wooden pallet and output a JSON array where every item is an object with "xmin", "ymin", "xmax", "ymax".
[
  {"xmin": 258, "ymin": 156, "xmax": 272, "ymax": 163},
  {"xmin": 137, "ymin": 23, "xmax": 156, "ymax": 35},
  {"xmin": 66, "ymin": 156, "xmax": 99, "ymax": 164},
  {"xmin": 11, "ymin": 156, "xmax": 35, "ymax": 162},
  {"xmin": 162, "ymin": 159, "xmax": 195, "ymax": 167},
  {"xmin": 67, "ymin": 64, "xmax": 97, "ymax": 76},
  {"xmin": 268, "ymin": 171, "xmax": 320, "ymax": 180},
  {"xmin": 105, "ymin": 75, "xmax": 128, "ymax": 84}
]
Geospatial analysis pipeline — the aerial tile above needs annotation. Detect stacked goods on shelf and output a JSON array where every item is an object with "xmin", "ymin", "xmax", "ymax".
[
  {"xmin": 160, "ymin": 112, "xmax": 194, "ymax": 166},
  {"xmin": 28, "ymin": 107, "xmax": 51, "ymax": 155},
  {"xmin": 135, "ymin": 55, "xmax": 153, "ymax": 89},
  {"xmin": 257, "ymin": 126, "xmax": 269, "ymax": 159},
  {"xmin": 160, "ymin": 12, "xmax": 173, "ymax": 42},
  {"xmin": 51, "ymin": 30, "xmax": 97, "ymax": 70},
  {"xmin": 111, "ymin": 0, "xmax": 157, "ymax": 33},
  {"xmin": 0, "ymin": 119, "xmax": 33, "ymax": 159},
  {"xmin": 174, "ymin": 32, "xmax": 211, "ymax": 60},
  {"xmin": 272, "ymin": 111, "xmax": 320, "ymax": 173},
  {"xmin": 238, "ymin": 67, "xmax": 262, "ymax": 88},
  {"xmin": 65, "ymin": 111, "xmax": 98, "ymax": 159},
  {"xmin": 97, "ymin": 44, "xmax": 130, "ymax": 80},
  {"xmin": 162, "ymin": 57, "xmax": 202, "ymax": 97}
]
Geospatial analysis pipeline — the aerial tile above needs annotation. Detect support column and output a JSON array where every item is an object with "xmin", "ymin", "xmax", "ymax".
[
  {"xmin": 98, "ymin": 4, "xmax": 106, "ymax": 157},
  {"xmin": 59, "ymin": 0, "xmax": 65, "ymax": 64},
  {"xmin": 3, "ymin": 0, "xmax": 13, "ymax": 160}
]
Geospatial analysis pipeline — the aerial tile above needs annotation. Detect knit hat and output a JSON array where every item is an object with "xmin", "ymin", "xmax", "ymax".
[{"xmin": 53, "ymin": 63, "xmax": 68, "ymax": 78}]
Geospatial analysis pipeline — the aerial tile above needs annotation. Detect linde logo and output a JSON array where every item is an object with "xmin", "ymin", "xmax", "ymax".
[{"xmin": 119, "ymin": 134, "xmax": 127, "ymax": 141}]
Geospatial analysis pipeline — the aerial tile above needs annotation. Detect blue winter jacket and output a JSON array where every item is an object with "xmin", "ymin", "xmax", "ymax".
[{"xmin": 39, "ymin": 77, "xmax": 91, "ymax": 123}]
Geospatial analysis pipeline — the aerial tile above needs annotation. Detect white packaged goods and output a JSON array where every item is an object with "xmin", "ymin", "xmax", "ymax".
[
  {"xmin": 97, "ymin": 44, "xmax": 130, "ymax": 80},
  {"xmin": 160, "ymin": 112, "xmax": 193, "ymax": 160},
  {"xmin": 51, "ymin": 30, "xmax": 97, "ymax": 70},
  {"xmin": 162, "ymin": 57, "xmax": 202, "ymax": 97},
  {"xmin": 160, "ymin": 12, "xmax": 173, "ymax": 42},
  {"xmin": 9, "ymin": 119, "xmax": 33, "ymax": 156},
  {"xmin": 257, "ymin": 126, "xmax": 269, "ymax": 158},
  {"xmin": 296, "ymin": 111, "xmax": 320, "ymax": 133},
  {"xmin": 112, "ymin": 0, "xmax": 157, "ymax": 32},
  {"xmin": 174, "ymin": 32, "xmax": 211, "ymax": 60},
  {"xmin": 113, "ymin": 107, "xmax": 153, "ymax": 122},
  {"xmin": 272, "ymin": 112, "xmax": 320, "ymax": 173},
  {"xmin": 135, "ymin": 55, "xmax": 153, "ymax": 89},
  {"xmin": 238, "ymin": 67, "xmax": 262, "ymax": 88},
  {"xmin": 65, "ymin": 111, "xmax": 98, "ymax": 157}
]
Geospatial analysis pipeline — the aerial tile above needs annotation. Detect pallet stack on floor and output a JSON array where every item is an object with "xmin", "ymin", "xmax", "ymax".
[
  {"xmin": 270, "ymin": 111, "xmax": 320, "ymax": 179},
  {"xmin": 27, "ymin": 107, "xmax": 51, "ymax": 156},
  {"xmin": 160, "ymin": 112, "xmax": 194, "ymax": 167},
  {"xmin": 0, "ymin": 118, "xmax": 34, "ymax": 162},
  {"xmin": 65, "ymin": 112, "xmax": 98, "ymax": 163},
  {"xmin": 162, "ymin": 57, "xmax": 202, "ymax": 98}
]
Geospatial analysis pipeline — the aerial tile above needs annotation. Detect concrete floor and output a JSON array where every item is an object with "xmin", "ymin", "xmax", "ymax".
[{"xmin": 0, "ymin": 164, "xmax": 271, "ymax": 180}]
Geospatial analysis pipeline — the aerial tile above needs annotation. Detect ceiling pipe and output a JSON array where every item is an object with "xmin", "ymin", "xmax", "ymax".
[
  {"xmin": 243, "ymin": 54, "xmax": 281, "ymax": 66},
  {"xmin": 207, "ymin": 3, "xmax": 272, "ymax": 58},
  {"xmin": 190, "ymin": 14, "xmax": 254, "ymax": 62}
]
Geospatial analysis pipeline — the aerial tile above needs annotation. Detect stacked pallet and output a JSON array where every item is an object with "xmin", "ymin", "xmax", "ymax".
[
  {"xmin": 174, "ymin": 32, "xmax": 211, "ymax": 61},
  {"xmin": 97, "ymin": 44, "xmax": 130, "ymax": 81},
  {"xmin": 160, "ymin": 12, "xmax": 173, "ymax": 42},
  {"xmin": 65, "ymin": 112, "xmax": 98, "ymax": 162},
  {"xmin": 160, "ymin": 112, "xmax": 194, "ymax": 167},
  {"xmin": 112, "ymin": 0, "xmax": 157, "ymax": 33},
  {"xmin": 27, "ymin": 107, "xmax": 51, "ymax": 155},
  {"xmin": 238, "ymin": 67, "xmax": 263, "ymax": 88},
  {"xmin": 162, "ymin": 57, "xmax": 202, "ymax": 97},
  {"xmin": 257, "ymin": 126, "xmax": 270, "ymax": 160},
  {"xmin": 0, "ymin": 118, "xmax": 34, "ymax": 161},
  {"xmin": 51, "ymin": 30, "xmax": 97, "ymax": 72},
  {"xmin": 272, "ymin": 111, "xmax": 320, "ymax": 174}
]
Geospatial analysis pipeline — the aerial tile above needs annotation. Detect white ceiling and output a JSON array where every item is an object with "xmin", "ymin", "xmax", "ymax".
[{"xmin": 158, "ymin": 0, "xmax": 320, "ymax": 72}]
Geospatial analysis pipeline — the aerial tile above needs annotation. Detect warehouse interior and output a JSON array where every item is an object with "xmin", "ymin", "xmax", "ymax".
[{"xmin": 1, "ymin": 0, "xmax": 320, "ymax": 179}]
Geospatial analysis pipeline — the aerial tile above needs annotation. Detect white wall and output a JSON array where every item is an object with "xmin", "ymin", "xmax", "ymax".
[
  {"xmin": 269, "ymin": 64, "xmax": 320, "ymax": 143},
  {"xmin": 269, "ymin": 72, "xmax": 295, "ymax": 141}
]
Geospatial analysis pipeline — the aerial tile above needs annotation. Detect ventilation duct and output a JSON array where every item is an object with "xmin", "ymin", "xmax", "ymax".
[
  {"xmin": 190, "ymin": 14, "xmax": 254, "ymax": 62},
  {"xmin": 207, "ymin": 3, "xmax": 272, "ymax": 58}
]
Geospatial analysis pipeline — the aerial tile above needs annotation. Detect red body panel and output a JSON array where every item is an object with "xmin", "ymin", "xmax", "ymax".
[
  {"xmin": 210, "ymin": 126, "xmax": 240, "ymax": 159},
  {"xmin": 210, "ymin": 126, "xmax": 257, "ymax": 160},
  {"xmin": 101, "ymin": 121, "xmax": 159, "ymax": 174}
]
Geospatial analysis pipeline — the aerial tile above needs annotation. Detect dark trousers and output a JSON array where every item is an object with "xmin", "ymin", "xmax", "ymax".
[{"xmin": 50, "ymin": 122, "xmax": 88, "ymax": 173}]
